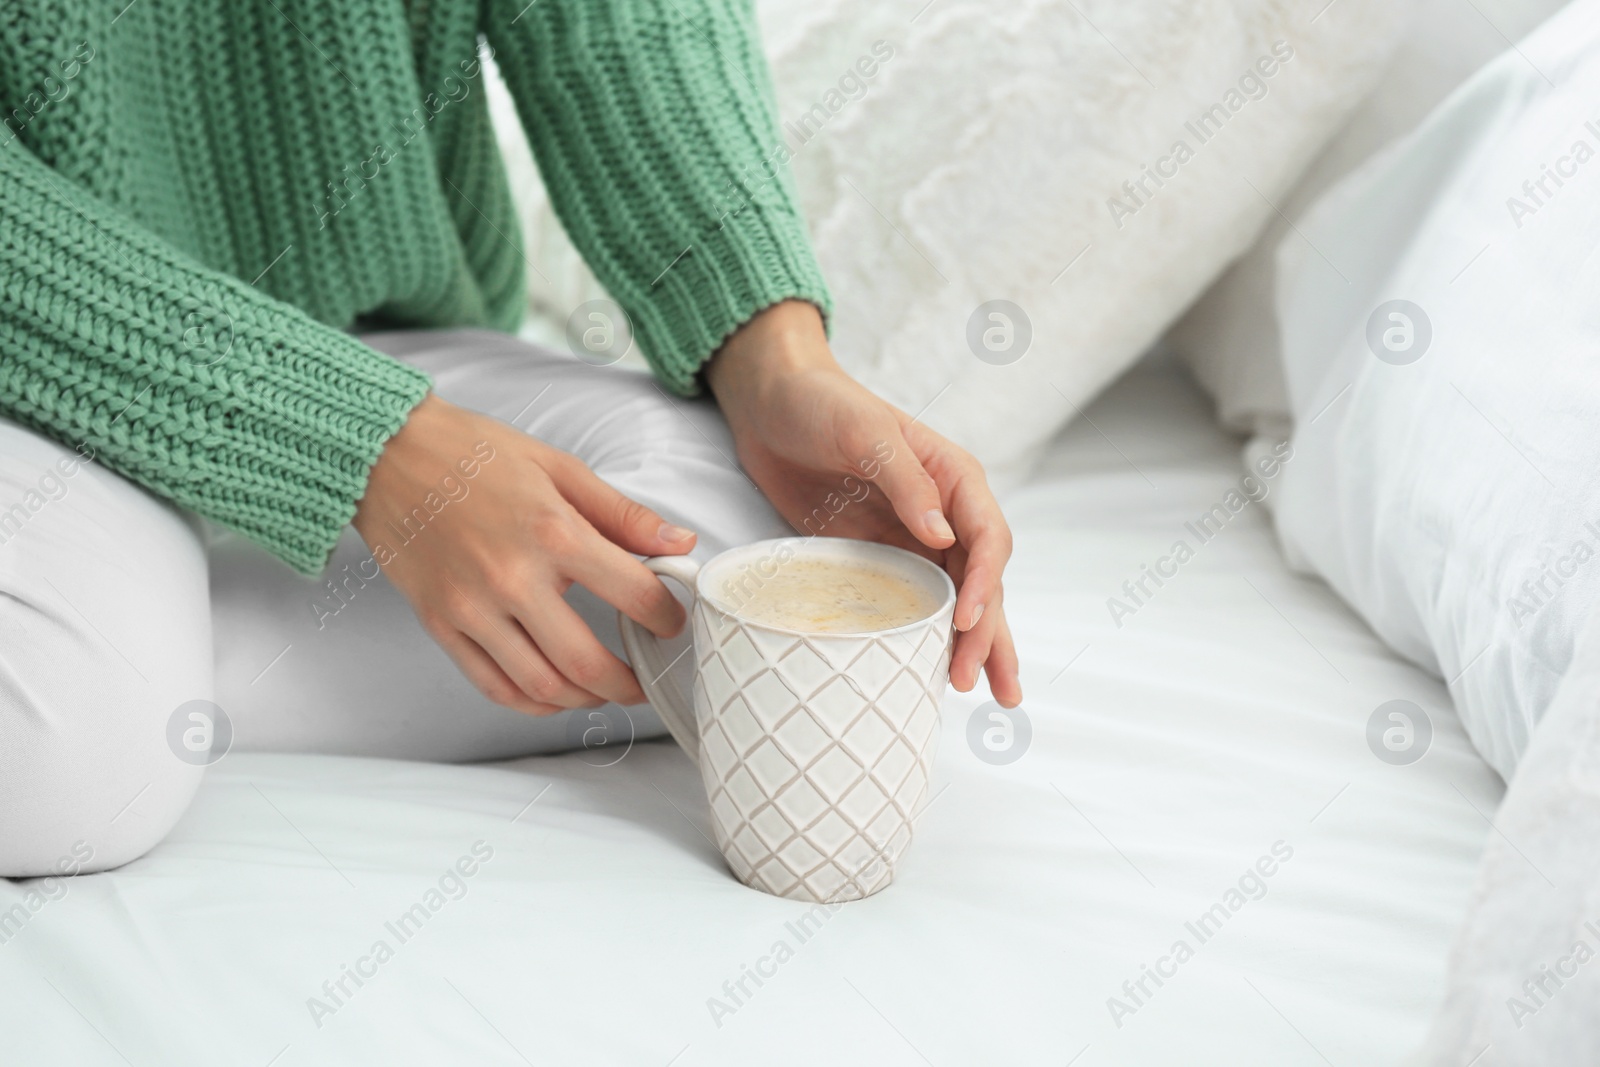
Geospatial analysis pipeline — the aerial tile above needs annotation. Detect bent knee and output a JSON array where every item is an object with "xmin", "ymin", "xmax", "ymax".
[
  {"xmin": 0, "ymin": 701, "xmax": 207, "ymax": 876},
  {"xmin": 0, "ymin": 625, "xmax": 210, "ymax": 876},
  {"xmin": 0, "ymin": 419, "xmax": 212, "ymax": 875}
]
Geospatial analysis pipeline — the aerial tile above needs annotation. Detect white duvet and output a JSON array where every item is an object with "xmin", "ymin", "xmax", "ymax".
[
  {"xmin": 1262, "ymin": 1, "xmax": 1600, "ymax": 1059},
  {"xmin": 0, "ymin": 362, "xmax": 1498, "ymax": 1065}
]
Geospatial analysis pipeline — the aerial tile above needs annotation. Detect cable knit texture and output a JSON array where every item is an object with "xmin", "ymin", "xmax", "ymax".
[{"xmin": 0, "ymin": 0, "xmax": 829, "ymax": 572}]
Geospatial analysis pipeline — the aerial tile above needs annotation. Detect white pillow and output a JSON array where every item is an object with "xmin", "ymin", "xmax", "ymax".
[
  {"xmin": 1167, "ymin": 0, "xmax": 1572, "ymax": 440},
  {"xmin": 491, "ymin": 0, "xmax": 1411, "ymax": 487},
  {"xmin": 1273, "ymin": 0, "xmax": 1600, "ymax": 780}
]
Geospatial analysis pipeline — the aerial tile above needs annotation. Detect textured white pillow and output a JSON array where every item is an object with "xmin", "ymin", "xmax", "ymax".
[
  {"xmin": 1168, "ymin": 0, "xmax": 1571, "ymax": 439},
  {"xmin": 1274, "ymin": 0, "xmax": 1600, "ymax": 780},
  {"xmin": 490, "ymin": 0, "xmax": 1410, "ymax": 487}
]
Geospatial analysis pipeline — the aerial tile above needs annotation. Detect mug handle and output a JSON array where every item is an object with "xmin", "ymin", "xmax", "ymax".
[{"xmin": 618, "ymin": 555, "xmax": 702, "ymax": 767}]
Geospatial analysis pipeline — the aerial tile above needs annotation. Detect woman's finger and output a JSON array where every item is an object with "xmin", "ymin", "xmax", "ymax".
[
  {"xmin": 554, "ymin": 455, "xmax": 699, "ymax": 559},
  {"xmin": 516, "ymin": 595, "xmax": 648, "ymax": 707},
  {"xmin": 445, "ymin": 577, "xmax": 602, "ymax": 708},
  {"xmin": 432, "ymin": 627, "xmax": 564, "ymax": 717},
  {"xmin": 940, "ymin": 524, "xmax": 1022, "ymax": 703},
  {"xmin": 561, "ymin": 521, "xmax": 689, "ymax": 639},
  {"xmin": 865, "ymin": 427, "xmax": 958, "ymax": 551},
  {"xmin": 943, "ymin": 467, "xmax": 1013, "ymax": 633},
  {"xmin": 950, "ymin": 589, "xmax": 1003, "ymax": 693},
  {"xmin": 984, "ymin": 610, "xmax": 1023, "ymax": 707}
]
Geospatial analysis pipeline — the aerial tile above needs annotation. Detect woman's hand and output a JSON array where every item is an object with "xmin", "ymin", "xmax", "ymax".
[
  {"xmin": 707, "ymin": 301, "xmax": 1022, "ymax": 707},
  {"xmin": 352, "ymin": 394, "xmax": 696, "ymax": 716}
]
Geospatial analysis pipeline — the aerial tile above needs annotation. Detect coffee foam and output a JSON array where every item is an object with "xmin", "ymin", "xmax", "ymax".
[{"xmin": 719, "ymin": 557, "xmax": 939, "ymax": 634}]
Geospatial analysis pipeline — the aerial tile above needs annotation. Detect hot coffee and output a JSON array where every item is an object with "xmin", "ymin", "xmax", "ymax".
[{"xmin": 723, "ymin": 557, "xmax": 941, "ymax": 634}]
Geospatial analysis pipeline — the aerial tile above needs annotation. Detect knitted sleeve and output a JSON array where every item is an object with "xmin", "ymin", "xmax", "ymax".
[
  {"xmin": 0, "ymin": 140, "xmax": 432, "ymax": 575},
  {"xmin": 484, "ymin": 0, "xmax": 832, "ymax": 394}
]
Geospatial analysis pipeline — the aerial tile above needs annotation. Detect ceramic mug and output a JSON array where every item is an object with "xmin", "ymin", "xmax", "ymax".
[{"xmin": 620, "ymin": 537, "xmax": 956, "ymax": 903}]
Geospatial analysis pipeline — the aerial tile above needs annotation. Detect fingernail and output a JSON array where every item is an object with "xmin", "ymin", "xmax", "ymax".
[
  {"xmin": 971, "ymin": 602, "xmax": 985, "ymax": 627},
  {"xmin": 925, "ymin": 509, "xmax": 954, "ymax": 541},
  {"xmin": 659, "ymin": 522, "xmax": 695, "ymax": 543}
]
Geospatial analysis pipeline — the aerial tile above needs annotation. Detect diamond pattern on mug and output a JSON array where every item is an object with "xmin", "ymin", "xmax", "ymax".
[
  {"xmin": 700, "ymin": 720, "xmax": 739, "ymax": 781},
  {"xmin": 910, "ymin": 627, "xmax": 950, "ymax": 672},
  {"xmin": 906, "ymin": 696, "xmax": 941, "ymax": 751},
  {"xmin": 880, "ymin": 672, "xmax": 930, "ymax": 722},
  {"xmin": 746, "ymin": 625, "xmax": 806, "ymax": 662},
  {"xmin": 710, "ymin": 788, "xmax": 741, "ymax": 832},
  {"xmin": 756, "ymin": 858, "xmax": 802, "ymax": 897},
  {"xmin": 717, "ymin": 694, "xmax": 765, "ymax": 756},
  {"xmin": 744, "ymin": 738, "xmax": 799, "ymax": 796},
  {"xmin": 698, "ymin": 653, "xmax": 737, "ymax": 709},
  {"xmin": 838, "ymin": 776, "xmax": 891, "ymax": 828},
  {"xmin": 724, "ymin": 765, "xmax": 763, "ymax": 813},
  {"xmin": 807, "ymin": 863, "xmax": 850, "ymax": 901},
  {"xmin": 870, "ymin": 738, "xmax": 918, "ymax": 797},
  {"xmin": 773, "ymin": 777, "xmax": 829, "ymax": 829},
  {"xmin": 806, "ymin": 746, "xmax": 866, "ymax": 804},
  {"xmin": 842, "ymin": 709, "xmax": 896, "ymax": 766},
  {"xmin": 771, "ymin": 711, "xmax": 832, "ymax": 769},
  {"xmin": 776, "ymin": 641, "xmax": 839, "ymax": 699},
  {"xmin": 837, "ymin": 837, "xmax": 889, "ymax": 880},
  {"xmin": 714, "ymin": 627, "xmax": 767, "ymax": 686},
  {"xmin": 893, "ymin": 761, "xmax": 931, "ymax": 814},
  {"xmin": 844, "ymin": 640, "xmax": 904, "ymax": 697},
  {"xmin": 804, "ymin": 810, "xmax": 856, "ymax": 857},
  {"xmin": 750, "ymin": 803, "xmax": 794, "ymax": 851},
  {"xmin": 729, "ymin": 822, "xmax": 763, "ymax": 866},
  {"xmin": 806, "ymin": 676, "xmax": 868, "ymax": 738},
  {"xmin": 777, "ymin": 833, "xmax": 825, "ymax": 876},
  {"xmin": 741, "ymin": 669, "xmax": 804, "ymax": 731},
  {"xmin": 869, "ymin": 807, "xmax": 908, "ymax": 850}
]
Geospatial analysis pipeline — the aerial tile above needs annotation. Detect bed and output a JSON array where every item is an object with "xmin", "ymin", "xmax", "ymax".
[{"xmin": 0, "ymin": 356, "xmax": 1500, "ymax": 1066}]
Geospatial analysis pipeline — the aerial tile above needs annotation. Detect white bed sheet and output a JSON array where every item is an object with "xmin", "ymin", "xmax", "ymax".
[{"xmin": 0, "ymin": 360, "xmax": 1501, "ymax": 1066}]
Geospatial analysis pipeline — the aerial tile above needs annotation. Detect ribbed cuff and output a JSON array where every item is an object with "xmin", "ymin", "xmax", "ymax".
[
  {"xmin": 0, "ymin": 139, "xmax": 434, "ymax": 575},
  {"xmin": 629, "ymin": 200, "xmax": 834, "ymax": 396},
  {"xmin": 190, "ymin": 326, "xmax": 433, "ymax": 574}
]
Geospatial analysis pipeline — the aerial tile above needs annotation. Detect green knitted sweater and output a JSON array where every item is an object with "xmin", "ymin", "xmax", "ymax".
[{"xmin": 0, "ymin": 1, "xmax": 829, "ymax": 573}]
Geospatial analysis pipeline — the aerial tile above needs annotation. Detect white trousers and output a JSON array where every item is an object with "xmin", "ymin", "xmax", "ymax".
[{"xmin": 0, "ymin": 330, "xmax": 788, "ymax": 876}]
